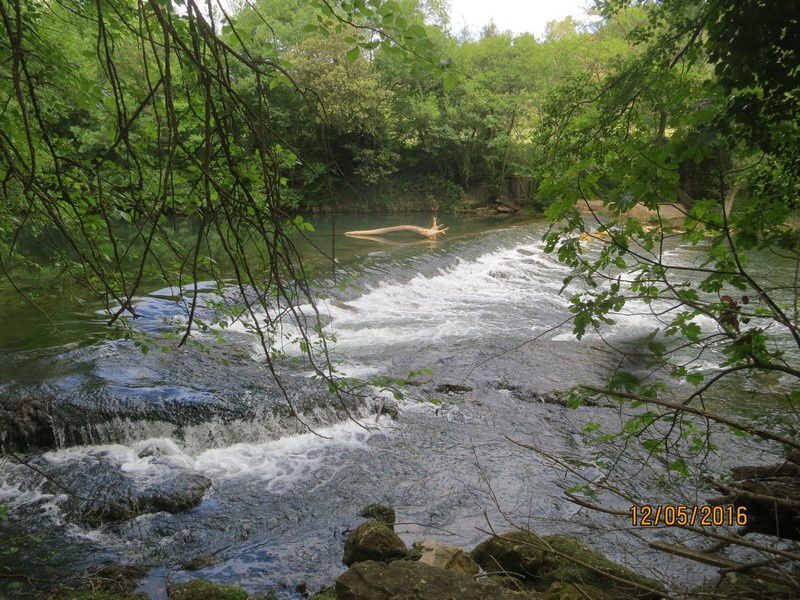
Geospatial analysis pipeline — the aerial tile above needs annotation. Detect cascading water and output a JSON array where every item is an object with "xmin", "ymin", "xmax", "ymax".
[{"xmin": 0, "ymin": 217, "xmax": 792, "ymax": 597}]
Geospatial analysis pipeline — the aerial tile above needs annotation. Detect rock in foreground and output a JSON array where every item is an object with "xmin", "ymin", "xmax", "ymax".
[
  {"xmin": 472, "ymin": 530, "xmax": 663, "ymax": 599},
  {"xmin": 342, "ymin": 520, "xmax": 407, "ymax": 566},
  {"xmin": 537, "ymin": 535, "xmax": 663, "ymax": 599},
  {"xmin": 415, "ymin": 540, "xmax": 479, "ymax": 576},
  {"xmin": 336, "ymin": 560, "xmax": 526, "ymax": 600},
  {"xmin": 471, "ymin": 530, "xmax": 545, "ymax": 579},
  {"xmin": 167, "ymin": 579, "xmax": 249, "ymax": 600}
]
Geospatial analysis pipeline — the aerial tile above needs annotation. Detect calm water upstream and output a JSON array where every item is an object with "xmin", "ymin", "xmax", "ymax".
[{"xmin": 0, "ymin": 214, "xmax": 794, "ymax": 597}]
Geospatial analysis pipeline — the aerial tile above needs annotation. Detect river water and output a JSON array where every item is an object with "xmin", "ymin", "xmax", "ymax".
[{"xmin": 0, "ymin": 215, "xmax": 793, "ymax": 597}]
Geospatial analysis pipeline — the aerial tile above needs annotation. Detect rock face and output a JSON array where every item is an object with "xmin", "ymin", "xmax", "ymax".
[
  {"xmin": 342, "ymin": 520, "xmax": 407, "ymax": 566},
  {"xmin": 167, "ymin": 579, "xmax": 249, "ymax": 600},
  {"xmin": 335, "ymin": 560, "xmax": 526, "ymax": 600},
  {"xmin": 415, "ymin": 540, "xmax": 479, "ymax": 576},
  {"xmin": 471, "ymin": 530, "xmax": 546, "ymax": 579}
]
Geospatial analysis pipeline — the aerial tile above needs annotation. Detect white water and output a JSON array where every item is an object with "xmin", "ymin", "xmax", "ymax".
[
  {"xmin": 0, "ymin": 417, "xmax": 387, "ymax": 530},
  {"xmin": 227, "ymin": 230, "xmax": 734, "ymax": 379}
]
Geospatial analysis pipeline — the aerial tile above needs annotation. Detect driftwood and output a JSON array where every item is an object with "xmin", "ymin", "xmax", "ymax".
[{"xmin": 345, "ymin": 217, "xmax": 448, "ymax": 240}]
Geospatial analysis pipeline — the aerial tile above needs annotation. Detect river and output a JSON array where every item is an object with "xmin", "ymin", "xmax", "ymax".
[{"xmin": 0, "ymin": 214, "xmax": 792, "ymax": 597}]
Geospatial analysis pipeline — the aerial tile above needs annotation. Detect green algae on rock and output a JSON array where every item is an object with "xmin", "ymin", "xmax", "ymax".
[{"xmin": 342, "ymin": 520, "xmax": 407, "ymax": 566}]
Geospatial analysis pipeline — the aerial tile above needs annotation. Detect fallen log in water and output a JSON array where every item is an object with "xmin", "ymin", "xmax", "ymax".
[
  {"xmin": 710, "ymin": 454, "xmax": 800, "ymax": 541},
  {"xmin": 345, "ymin": 217, "xmax": 448, "ymax": 240}
]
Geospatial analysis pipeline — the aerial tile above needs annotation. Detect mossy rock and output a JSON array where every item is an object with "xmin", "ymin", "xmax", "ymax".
[
  {"xmin": 167, "ymin": 579, "xmax": 250, "ymax": 600},
  {"xmin": 49, "ymin": 592, "xmax": 148, "ymax": 600},
  {"xmin": 181, "ymin": 556, "xmax": 216, "ymax": 571},
  {"xmin": 342, "ymin": 519, "xmax": 407, "ymax": 566},
  {"xmin": 538, "ymin": 536, "xmax": 663, "ymax": 600},
  {"xmin": 48, "ymin": 564, "xmax": 149, "ymax": 600},
  {"xmin": 359, "ymin": 504, "xmax": 396, "ymax": 529},
  {"xmin": 310, "ymin": 587, "xmax": 337, "ymax": 600},
  {"xmin": 336, "ymin": 560, "xmax": 534, "ymax": 600},
  {"xmin": 543, "ymin": 582, "xmax": 615, "ymax": 599},
  {"xmin": 471, "ymin": 530, "xmax": 546, "ymax": 580},
  {"xmin": 692, "ymin": 572, "xmax": 797, "ymax": 599},
  {"xmin": 480, "ymin": 575, "xmax": 531, "ymax": 593}
]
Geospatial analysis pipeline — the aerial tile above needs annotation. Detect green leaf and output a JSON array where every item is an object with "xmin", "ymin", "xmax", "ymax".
[
  {"xmin": 443, "ymin": 71, "xmax": 457, "ymax": 92},
  {"xmin": 346, "ymin": 46, "xmax": 360, "ymax": 64}
]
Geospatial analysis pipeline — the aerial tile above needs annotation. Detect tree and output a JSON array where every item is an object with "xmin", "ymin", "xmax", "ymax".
[{"xmin": 533, "ymin": 0, "xmax": 799, "ymax": 588}]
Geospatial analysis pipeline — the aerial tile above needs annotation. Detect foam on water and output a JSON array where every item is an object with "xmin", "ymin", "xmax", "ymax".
[
  {"xmin": 193, "ymin": 418, "xmax": 378, "ymax": 484},
  {"xmin": 322, "ymin": 242, "xmax": 571, "ymax": 351},
  {"xmin": 224, "ymin": 237, "xmax": 576, "ymax": 373},
  {"xmin": 0, "ymin": 417, "xmax": 384, "ymax": 521}
]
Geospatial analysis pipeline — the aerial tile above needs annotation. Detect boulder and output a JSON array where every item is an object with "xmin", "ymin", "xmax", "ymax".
[
  {"xmin": 537, "ymin": 535, "xmax": 664, "ymax": 599},
  {"xmin": 414, "ymin": 540, "xmax": 479, "ymax": 576},
  {"xmin": 167, "ymin": 579, "xmax": 249, "ymax": 600},
  {"xmin": 358, "ymin": 503, "xmax": 396, "ymax": 529},
  {"xmin": 471, "ymin": 530, "xmax": 546, "ymax": 579},
  {"xmin": 336, "ymin": 560, "xmax": 528, "ymax": 600},
  {"xmin": 342, "ymin": 520, "xmax": 407, "ymax": 566}
]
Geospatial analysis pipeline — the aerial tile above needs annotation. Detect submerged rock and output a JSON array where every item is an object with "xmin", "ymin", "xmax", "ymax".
[
  {"xmin": 336, "ymin": 560, "xmax": 527, "ymax": 600},
  {"xmin": 167, "ymin": 579, "xmax": 249, "ymax": 600},
  {"xmin": 1, "ymin": 337, "xmax": 367, "ymax": 453},
  {"xmin": 471, "ymin": 530, "xmax": 546, "ymax": 579},
  {"xmin": 181, "ymin": 556, "xmax": 216, "ymax": 571},
  {"xmin": 434, "ymin": 383, "xmax": 473, "ymax": 395},
  {"xmin": 414, "ymin": 540, "xmax": 479, "ymax": 576},
  {"xmin": 39, "ymin": 455, "xmax": 210, "ymax": 525},
  {"xmin": 342, "ymin": 520, "xmax": 407, "ymax": 566},
  {"xmin": 370, "ymin": 397, "xmax": 399, "ymax": 420},
  {"xmin": 358, "ymin": 503, "xmax": 396, "ymax": 529}
]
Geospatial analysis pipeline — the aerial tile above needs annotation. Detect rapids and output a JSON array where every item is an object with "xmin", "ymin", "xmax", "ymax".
[{"xmin": 0, "ymin": 216, "xmax": 791, "ymax": 597}]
